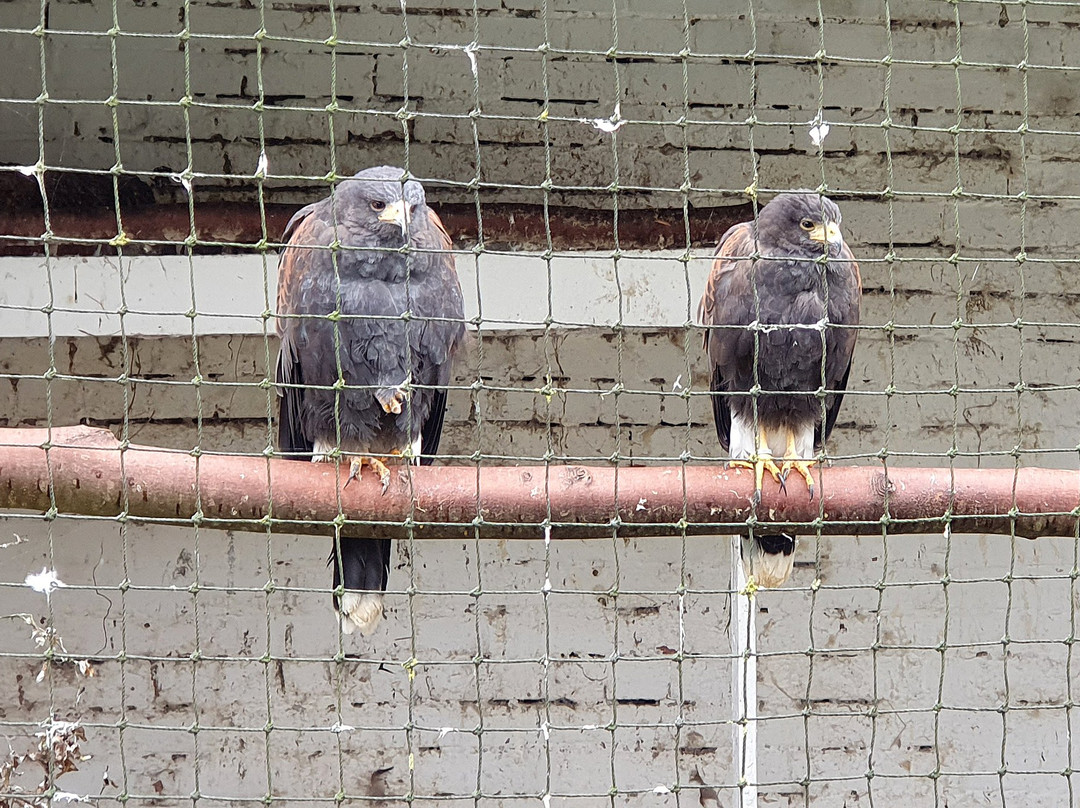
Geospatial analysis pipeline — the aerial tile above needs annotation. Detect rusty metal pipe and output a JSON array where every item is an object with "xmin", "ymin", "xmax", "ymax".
[{"xmin": 1, "ymin": 426, "xmax": 1077, "ymax": 540}]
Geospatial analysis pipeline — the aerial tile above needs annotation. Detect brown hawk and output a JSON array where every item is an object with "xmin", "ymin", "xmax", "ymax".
[
  {"xmin": 699, "ymin": 192, "xmax": 861, "ymax": 586},
  {"xmin": 277, "ymin": 166, "xmax": 465, "ymax": 635}
]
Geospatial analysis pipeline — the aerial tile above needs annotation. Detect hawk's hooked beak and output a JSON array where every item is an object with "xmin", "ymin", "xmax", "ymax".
[
  {"xmin": 378, "ymin": 200, "xmax": 410, "ymax": 235},
  {"xmin": 809, "ymin": 221, "xmax": 843, "ymax": 246}
]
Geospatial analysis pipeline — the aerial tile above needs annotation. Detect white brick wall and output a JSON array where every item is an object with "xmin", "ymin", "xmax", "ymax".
[
  {"xmin": 2, "ymin": 2, "xmax": 1080, "ymax": 806},
  {"xmin": 7, "ymin": 0, "xmax": 1080, "ymax": 211}
]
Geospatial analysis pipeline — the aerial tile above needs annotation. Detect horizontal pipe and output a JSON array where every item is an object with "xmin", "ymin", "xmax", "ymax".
[{"xmin": 0, "ymin": 426, "xmax": 1077, "ymax": 540}]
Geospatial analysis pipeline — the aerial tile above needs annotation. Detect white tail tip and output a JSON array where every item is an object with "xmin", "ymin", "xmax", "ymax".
[
  {"xmin": 338, "ymin": 592, "xmax": 384, "ymax": 636},
  {"xmin": 741, "ymin": 535, "xmax": 797, "ymax": 589}
]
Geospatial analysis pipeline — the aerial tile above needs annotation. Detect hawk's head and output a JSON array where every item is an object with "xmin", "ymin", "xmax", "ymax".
[
  {"xmin": 757, "ymin": 191, "xmax": 845, "ymax": 257},
  {"xmin": 338, "ymin": 165, "xmax": 428, "ymax": 243}
]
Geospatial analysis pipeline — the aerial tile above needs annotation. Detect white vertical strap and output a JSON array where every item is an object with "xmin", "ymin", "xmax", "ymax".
[{"xmin": 731, "ymin": 535, "xmax": 758, "ymax": 808}]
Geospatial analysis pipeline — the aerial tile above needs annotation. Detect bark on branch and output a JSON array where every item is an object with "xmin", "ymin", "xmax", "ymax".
[{"xmin": 1, "ymin": 426, "xmax": 1077, "ymax": 540}]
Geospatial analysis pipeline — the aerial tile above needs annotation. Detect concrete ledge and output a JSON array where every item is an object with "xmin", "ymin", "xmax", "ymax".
[{"xmin": 0, "ymin": 251, "xmax": 714, "ymax": 337}]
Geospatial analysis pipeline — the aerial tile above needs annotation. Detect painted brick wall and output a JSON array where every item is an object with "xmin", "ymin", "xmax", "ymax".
[
  {"xmin": 5, "ymin": 0, "xmax": 1080, "ymax": 216},
  {"xmin": 2, "ymin": 1, "xmax": 1080, "ymax": 806},
  {"xmin": 1, "ymin": 321, "xmax": 1078, "ymax": 806}
]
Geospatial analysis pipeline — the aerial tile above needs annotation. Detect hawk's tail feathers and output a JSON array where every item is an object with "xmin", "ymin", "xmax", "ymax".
[
  {"xmin": 338, "ymin": 592, "xmax": 385, "ymax": 636},
  {"xmin": 741, "ymin": 533, "xmax": 796, "ymax": 588},
  {"xmin": 330, "ymin": 537, "xmax": 392, "ymax": 638}
]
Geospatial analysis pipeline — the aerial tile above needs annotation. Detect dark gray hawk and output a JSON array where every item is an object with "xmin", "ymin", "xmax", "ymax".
[
  {"xmin": 276, "ymin": 166, "xmax": 465, "ymax": 635},
  {"xmin": 699, "ymin": 192, "xmax": 861, "ymax": 587}
]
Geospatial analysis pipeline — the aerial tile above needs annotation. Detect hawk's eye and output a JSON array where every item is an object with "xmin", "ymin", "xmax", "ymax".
[
  {"xmin": 799, "ymin": 218, "xmax": 815, "ymax": 231},
  {"xmin": 370, "ymin": 200, "xmax": 387, "ymax": 212}
]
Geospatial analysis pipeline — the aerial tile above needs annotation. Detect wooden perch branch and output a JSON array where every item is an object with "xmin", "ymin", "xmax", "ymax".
[{"xmin": 0, "ymin": 426, "xmax": 1077, "ymax": 540}]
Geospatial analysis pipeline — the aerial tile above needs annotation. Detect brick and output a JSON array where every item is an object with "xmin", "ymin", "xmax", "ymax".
[
  {"xmin": 374, "ymin": 48, "xmax": 502, "ymax": 109},
  {"xmin": 44, "ymin": 32, "xmax": 115, "ymax": 102},
  {"xmin": 758, "ymin": 19, "xmax": 827, "ymax": 59},
  {"xmin": 1020, "ymin": 2, "xmax": 1080, "ymax": 25},
  {"xmin": 380, "ymin": 0, "xmax": 504, "ymax": 12},
  {"xmin": 595, "ymin": 386, "xmax": 661, "ymax": 426},
  {"xmin": 0, "ymin": 107, "xmax": 41, "ymax": 167},
  {"xmin": 119, "ymin": 144, "xmax": 191, "ymax": 176},
  {"xmin": 1, "ymin": 0, "xmax": 45, "ymax": 28},
  {"xmin": 822, "ymin": 63, "xmax": 889, "ymax": 110},
  {"xmin": 886, "ymin": 0, "xmax": 965, "ymax": 25},
  {"xmin": 472, "ymin": 330, "xmax": 551, "ymax": 380},
  {"xmin": 477, "ymin": 13, "xmax": 545, "ymax": 52},
  {"xmin": 441, "ymin": 420, "xmax": 548, "ymax": 459},
  {"xmin": 114, "ymin": 42, "xmax": 186, "ymax": 103},
  {"xmin": 547, "ymin": 13, "xmax": 689, "ymax": 56},
  {"xmin": 545, "ymin": 141, "xmax": 665, "ymax": 193},
  {"xmin": 1028, "ymin": 28, "xmax": 1080, "ymax": 67},
  {"xmin": 889, "ymin": 21, "xmax": 959, "ymax": 64},
  {"xmin": 413, "ymin": 100, "xmax": 545, "ymax": 146},
  {"xmin": 1026, "ymin": 65, "xmax": 1080, "ymax": 116},
  {"xmin": 842, "ymin": 197, "xmax": 952, "ymax": 247},
  {"xmin": 399, "ymin": 11, "xmax": 483, "ymax": 48},
  {"xmin": 958, "ymin": 65, "xmax": 1027, "ymax": 114},
  {"xmin": 958, "ymin": 19, "xmax": 1026, "ymax": 66},
  {"xmin": 503, "ymin": 0, "xmax": 613, "ymax": 13},
  {"xmin": 475, "ymin": 385, "xmax": 543, "ymax": 423},
  {"xmin": 186, "ymin": 3, "xmax": 262, "ymax": 37},
  {"xmin": 688, "ymin": 16, "xmax": 750, "ymax": 57},
  {"xmin": 674, "ymin": 110, "xmax": 748, "ymax": 150},
  {"xmin": 116, "ymin": 420, "xmax": 274, "ymax": 451},
  {"xmin": 502, "ymin": 54, "xmax": 616, "ymax": 105},
  {"xmin": 752, "ymin": 62, "xmax": 814, "ymax": 110},
  {"xmin": 45, "ymin": 0, "xmax": 113, "ymax": 32},
  {"xmin": 888, "ymin": 62, "xmax": 962, "ymax": 111},
  {"xmin": 685, "ymin": 148, "xmax": 755, "ymax": 193},
  {"xmin": 757, "ymin": 151, "xmax": 892, "ymax": 196},
  {"xmin": 626, "ymin": 423, "xmax": 708, "ymax": 459},
  {"xmin": 187, "ymin": 43, "xmax": 377, "ymax": 105},
  {"xmin": 821, "ymin": 20, "xmax": 890, "ymax": 62}
]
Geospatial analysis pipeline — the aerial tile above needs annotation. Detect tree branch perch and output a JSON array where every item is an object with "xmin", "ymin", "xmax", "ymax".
[{"xmin": 1, "ymin": 426, "xmax": 1077, "ymax": 540}]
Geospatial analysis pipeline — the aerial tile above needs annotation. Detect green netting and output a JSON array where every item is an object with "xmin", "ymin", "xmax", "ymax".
[{"xmin": 1, "ymin": 0, "xmax": 1078, "ymax": 806}]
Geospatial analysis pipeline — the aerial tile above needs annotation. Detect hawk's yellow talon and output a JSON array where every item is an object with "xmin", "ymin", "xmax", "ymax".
[
  {"xmin": 729, "ymin": 455, "xmax": 783, "ymax": 506},
  {"xmin": 344, "ymin": 456, "xmax": 393, "ymax": 494},
  {"xmin": 778, "ymin": 430, "xmax": 816, "ymax": 501}
]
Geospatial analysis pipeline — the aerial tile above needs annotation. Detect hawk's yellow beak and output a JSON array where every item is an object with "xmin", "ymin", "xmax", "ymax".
[
  {"xmin": 809, "ymin": 221, "xmax": 843, "ymax": 246},
  {"xmin": 378, "ymin": 200, "xmax": 409, "ymax": 234}
]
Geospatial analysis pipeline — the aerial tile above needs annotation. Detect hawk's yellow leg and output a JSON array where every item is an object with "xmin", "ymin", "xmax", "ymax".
[
  {"xmin": 728, "ymin": 423, "xmax": 783, "ymax": 505},
  {"xmin": 779, "ymin": 429, "xmax": 816, "ymax": 501}
]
